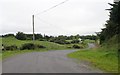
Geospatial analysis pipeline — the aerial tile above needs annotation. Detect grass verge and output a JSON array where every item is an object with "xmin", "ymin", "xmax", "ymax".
[
  {"xmin": 2, "ymin": 49, "xmax": 76, "ymax": 60},
  {"xmin": 2, "ymin": 49, "xmax": 48, "ymax": 60},
  {"xmin": 67, "ymin": 48, "xmax": 118, "ymax": 73}
]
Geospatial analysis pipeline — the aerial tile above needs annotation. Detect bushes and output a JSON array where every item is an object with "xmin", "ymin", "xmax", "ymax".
[
  {"xmin": 65, "ymin": 41, "xmax": 71, "ymax": 44},
  {"xmin": 54, "ymin": 40, "xmax": 66, "ymax": 44},
  {"xmin": 67, "ymin": 44, "xmax": 84, "ymax": 49},
  {"xmin": 36, "ymin": 44, "xmax": 46, "ymax": 48},
  {"xmin": 2, "ymin": 34, "xmax": 15, "ymax": 37},
  {"xmin": 20, "ymin": 43, "xmax": 46, "ymax": 50},
  {"xmin": 20, "ymin": 43, "xmax": 35, "ymax": 50},
  {"xmin": 71, "ymin": 40, "xmax": 80, "ymax": 44},
  {"xmin": 50, "ymin": 38, "xmax": 80, "ymax": 45},
  {"xmin": 4, "ymin": 45, "xmax": 17, "ymax": 51},
  {"xmin": 73, "ymin": 45, "xmax": 81, "ymax": 49},
  {"xmin": 3, "ymin": 43, "xmax": 46, "ymax": 51},
  {"xmin": 16, "ymin": 32, "xmax": 27, "ymax": 40}
]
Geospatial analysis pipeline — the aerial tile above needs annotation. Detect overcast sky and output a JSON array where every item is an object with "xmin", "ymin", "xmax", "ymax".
[{"xmin": 0, "ymin": 0, "xmax": 113, "ymax": 36}]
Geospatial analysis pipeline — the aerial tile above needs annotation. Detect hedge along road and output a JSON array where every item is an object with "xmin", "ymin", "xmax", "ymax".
[{"xmin": 2, "ymin": 44, "xmax": 102, "ymax": 73}]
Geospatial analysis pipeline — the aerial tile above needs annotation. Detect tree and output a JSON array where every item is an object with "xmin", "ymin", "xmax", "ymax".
[
  {"xmin": 35, "ymin": 34, "xmax": 43, "ymax": 40},
  {"xmin": 2, "ymin": 34, "xmax": 15, "ymax": 37},
  {"xmin": 15, "ymin": 32, "xmax": 27, "ymax": 40},
  {"xmin": 99, "ymin": 1, "xmax": 120, "ymax": 43}
]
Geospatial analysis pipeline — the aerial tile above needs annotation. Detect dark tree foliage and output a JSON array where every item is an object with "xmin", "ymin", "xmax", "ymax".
[
  {"xmin": 73, "ymin": 45, "xmax": 81, "ymax": 49},
  {"xmin": 35, "ymin": 34, "xmax": 43, "ymax": 40},
  {"xmin": 20, "ymin": 43, "xmax": 46, "ymax": 50},
  {"xmin": 3, "ymin": 32, "xmax": 97, "ymax": 45},
  {"xmin": 44, "ymin": 34, "xmax": 50, "ymax": 41},
  {"xmin": 71, "ymin": 40, "xmax": 80, "ymax": 44},
  {"xmin": 26, "ymin": 34, "xmax": 33, "ymax": 40},
  {"xmin": 20, "ymin": 43, "xmax": 35, "ymax": 50},
  {"xmin": 49, "ymin": 36, "xmax": 67, "ymax": 44},
  {"xmin": 99, "ymin": 1, "xmax": 120, "ymax": 43},
  {"xmin": 80, "ymin": 35, "xmax": 97, "ymax": 40},
  {"xmin": 15, "ymin": 32, "xmax": 27, "ymax": 40},
  {"xmin": 15, "ymin": 32, "xmax": 43, "ymax": 40},
  {"xmin": 2, "ymin": 34, "xmax": 15, "ymax": 37},
  {"xmin": 36, "ymin": 44, "xmax": 46, "ymax": 48}
]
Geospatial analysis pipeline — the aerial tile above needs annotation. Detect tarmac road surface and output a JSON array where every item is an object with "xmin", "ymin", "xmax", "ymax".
[{"xmin": 2, "ymin": 50, "xmax": 102, "ymax": 73}]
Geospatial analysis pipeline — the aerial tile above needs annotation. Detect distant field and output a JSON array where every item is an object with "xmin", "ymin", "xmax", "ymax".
[
  {"xmin": 1, "ymin": 37, "xmax": 69, "ymax": 59},
  {"xmin": 2, "ymin": 37, "xmax": 67, "ymax": 50},
  {"xmin": 1, "ymin": 37, "xmax": 95, "ymax": 59}
]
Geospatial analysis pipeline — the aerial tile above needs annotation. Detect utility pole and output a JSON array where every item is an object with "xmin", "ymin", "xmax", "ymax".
[
  {"xmin": 32, "ymin": 0, "xmax": 68, "ymax": 42},
  {"xmin": 32, "ymin": 15, "xmax": 35, "ymax": 41}
]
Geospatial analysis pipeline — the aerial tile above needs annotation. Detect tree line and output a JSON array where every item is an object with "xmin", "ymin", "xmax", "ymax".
[
  {"xmin": 98, "ymin": 1, "xmax": 120, "ymax": 44},
  {"xmin": 2, "ymin": 32, "xmax": 97, "ymax": 44}
]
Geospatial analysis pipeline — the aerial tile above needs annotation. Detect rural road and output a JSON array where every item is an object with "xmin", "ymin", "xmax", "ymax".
[
  {"xmin": 88, "ymin": 43, "xmax": 96, "ymax": 49},
  {"xmin": 2, "ymin": 49, "xmax": 102, "ymax": 73}
]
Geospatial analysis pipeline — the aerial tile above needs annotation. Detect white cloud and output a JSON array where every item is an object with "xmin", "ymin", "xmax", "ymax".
[{"xmin": 0, "ymin": 0, "xmax": 113, "ymax": 35}]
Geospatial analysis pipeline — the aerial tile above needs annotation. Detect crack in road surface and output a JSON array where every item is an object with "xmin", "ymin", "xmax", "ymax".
[{"xmin": 2, "ymin": 50, "xmax": 102, "ymax": 73}]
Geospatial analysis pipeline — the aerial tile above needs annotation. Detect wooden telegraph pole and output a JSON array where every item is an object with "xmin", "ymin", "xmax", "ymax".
[
  {"xmin": 32, "ymin": 15, "xmax": 35, "ymax": 41},
  {"xmin": 32, "ymin": 0, "xmax": 68, "ymax": 42}
]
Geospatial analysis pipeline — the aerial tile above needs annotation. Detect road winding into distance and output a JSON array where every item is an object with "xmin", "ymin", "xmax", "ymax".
[{"xmin": 2, "ymin": 48, "xmax": 102, "ymax": 73}]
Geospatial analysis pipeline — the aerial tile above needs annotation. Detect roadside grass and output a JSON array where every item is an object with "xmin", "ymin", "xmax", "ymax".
[
  {"xmin": 67, "ymin": 47, "xmax": 118, "ymax": 73},
  {"xmin": 2, "ymin": 49, "xmax": 48, "ymax": 60},
  {"xmin": 0, "ymin": 53, "xmax": 2, "ymax": 60},
  {"xmin": 0, "ymin": 38, "xmax": 2, "ymax": 60}
]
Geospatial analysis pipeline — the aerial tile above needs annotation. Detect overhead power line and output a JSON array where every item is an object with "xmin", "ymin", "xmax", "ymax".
[
  {"xmin": 32, "ymin": 0, "xmax": 69, "ymax": 41},
  {"xmin": 36, "ymin": 16, "xmax": 54, "ymax": 26},
  {"xmin": 35, "ymin": 0, "xmax": 69, "ymax": 16},
  {"xmin": 35, "ymin": 16, "xmax": 64, "ymax": 33}
]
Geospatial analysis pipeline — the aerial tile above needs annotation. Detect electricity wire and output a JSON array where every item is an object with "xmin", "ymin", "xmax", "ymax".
[{"xmin": 35, "ymin": 0, "xmax": 69, "ymax": 16}]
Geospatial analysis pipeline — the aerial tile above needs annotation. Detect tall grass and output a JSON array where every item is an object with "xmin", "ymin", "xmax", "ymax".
[
  {"xmin": 2, "ymin": 49, "xmax": 47, "ymax": 59},
  {"xmin": 68, "ymin": 35, "xmax": 118, "ymax": 73},
  {"xmin": 68, "ymin": 48, "xmax": 118, "ymax": 73}
]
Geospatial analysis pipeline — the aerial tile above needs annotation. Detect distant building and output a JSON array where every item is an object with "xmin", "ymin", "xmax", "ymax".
[
  {"xmin": 114, "ymin": 0, "xmax": 120, "ymax": 2},
  {"xmin": 78, "ymin": 38, "xmax": 82, "ymax": 43}
]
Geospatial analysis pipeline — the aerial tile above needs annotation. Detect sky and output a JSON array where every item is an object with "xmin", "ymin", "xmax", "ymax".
[{"xmin": 0, "ymin": 0, "xmax": 113, "ymax": 36}]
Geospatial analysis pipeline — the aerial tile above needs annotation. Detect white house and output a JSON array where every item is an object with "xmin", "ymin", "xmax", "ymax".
[{"xmin": 78, "ymin": 38, "xmax": 82, "ymax": 43}]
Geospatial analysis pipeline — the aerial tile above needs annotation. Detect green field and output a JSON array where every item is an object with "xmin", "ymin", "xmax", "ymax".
[
  {"xmin": 83, "ymin": 39, "xmax": 95, "ymax": 43},
  {"xmin": 1, "ymin": 37, "xmax": 70, "ymax": 59},
  {"xmin": 1, "ymin": 36, "xmax": 89, "ymax": 59},
  {"xmin": 1, "ymin": 37, "xmax": 94, "ymax": 59},
  {"xmin": 68, "ymin": 48, "xmax": 118, "ymax": 72},
  {"xmin": 2, "ymin": 36, "xmax": 67, "ymax": 50}
]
